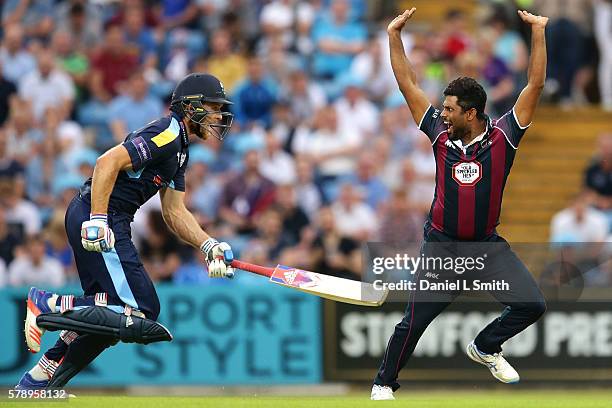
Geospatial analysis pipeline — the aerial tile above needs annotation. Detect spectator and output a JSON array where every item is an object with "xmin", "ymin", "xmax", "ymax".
[
  {"xmin": 219, "ymin": 149, "xmax": 276, "ymax": 234},
  {"xmin": 0, "ymin": 24, "xmax": 37, "ymax": 84},
  {"xmin": 585, "ymin": 133, "xmax": 612, "ymax": 216},
  {"xmin": 442, "ymin": 9, "xmax": 472, "ymax": 60},
  {"xmin": 535, "ymin": 0, "xmax": 591, "ymax": 105},
  {"xmin": 260, "ymin": 35, "xmax": 303, "ymax": 86},
  {"xmin": 378, "ymin": 188, "xmax": 424, "ymax": 244},
  {"xmin": 89, "ymin": 23, "xmax": 140, "ymax": 102},
  {"xmin": 160, "ymin": 0, "xmax": 199, "ymax": 30},
  {"xmin": 281, "ymin": 69, "xmax": 327, "ymax": 125},
  {"xmin": 259, "ymin": 131, "xmax": 297, "ymax": 185},
  {"xmin": 397, "ymin": 158, "xmax": 435, "ymax": 216},
  {"xmin": 0, "ymin": 256, "xmax": 6, "ymax": 287},
  {"xmin": 25, "ymin": 122, "xmax": 62, "ymax": 218},
  {"xmin": 19, "ymin": 48, "xmax": 75, "ymax": 123},
  {"xmin": 0, "ymin": 127, "xmax": 25, "ymax": 181},
  {"xmin": 334, "ymin": 76, "xmax": 380, "ymax": 139},
  {"xmin": 274, "ymin": 184, "xmax": 310, "ymax": 245},
  {"xmin": 342, "ymin": 151, "xmax": 389, "ymax": 210},
  {"xmin": 140, "ymin": 210, "xmax": 186, "ymax": 282},
  {"xmin": 233, "ymin": 57, "xmax": 278, "ymax": 127},
  {"xmin": 294, "ymin": 156, "xmax": 323, "ymax": 218},
  {"xmin": 260, "ymin": 0, "xmax": 295, "ymax": 50},
  {"xmin": 406, "ymin": 48, "xmax": 445, "ymax": 105},
  {"xmin": 8, "ymin": 235, "xmax": 65, "ymax": 287},
  {"xmin": 293, "ymin": 106, "xmax": 362, "ymax": 188},
  {"xmin": 331, "ymin": 182, "xmax": 378, "ymax": 241},
  {"xmin": 185, "ymin": 145, "xmax": 221, "ymax": 223},
  {"xmin": 349, "ymin": 36, "xmax": 392, "ymax": 103},
  {"xmin": 3, "ymin": 0, "xmax": 55, "ymax": 40},
  {"xmin": 247, "ymin": 208, "xmax": 294, "ymax": 263},
  {"xmin": 594, "ymin": 0, "xmax": 612, "ymax": 110},
  {"xmin": 197, "ymin": 0, "xmax": 231, "ymax": 35},
  {"xmin": 487, "ymin": 11, "xmax": 528, "ymax": 88},
  {"xmin": 0, "ymin": 206, "xmax": 23, "ymax": 267},
  {"xmin": 311, "ymin": 0, "xmax": 366, "ymax": 80},
  {"xmin": 268, "ymin": 102, "xmax": 296, "ymax": 147},
  {"xmin": 310, "ymin": 206, "xmax": 361, "ymax": 280},
  {"xmin": 4, "ymin": 101, "xmax": 44, "ymax": 166},
  {"xmin": 0, "ymin": 178, "xmax": 42, "ymax": 236},
  {"xmin": 407, "ymin": 129, "xmax": 436, "ymax": 189},
  {"xmin": 478, "ymin": 29, "xmax": 515, "ymax": 114},
  {"xmin": 294, "ymin": 0, "xmax": 321, "ymax": 56},
  {"xmin": 550, "ymin": 192, "xmax": 609, "ymax": 242},
  {"xmin": 206, "ymin": 29, "xmax": 247, "ymax": 92},
  {"xmin": 108, "ymin": 69, "xmax": 164, "ymax": 142},
  {"xmin": 123, "ymin": 5, "xmax": 158, "ymax": 69},
  {"xmin": 0, "ymin": 63, "xmax": 17, "ymax": 126},
  {"xmin": 51, "ymin": 30, "xmax": 89, "ymax": 101},
  {"xmin": 44, "ymin": 208, "xmax": 77, "ymax": 280},
  {"xmin": 55, "ymin": 1, "xmax": 103, "ymax": 53}
]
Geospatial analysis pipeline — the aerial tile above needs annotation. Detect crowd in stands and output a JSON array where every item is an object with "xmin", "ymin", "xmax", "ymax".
[
  {"xmin": 549, "ymin": 132, "xmax": 612, "ymax": 286},
  {"xmin": 0, "ymin": 0, "xmax": 610, "ymax": 288}
]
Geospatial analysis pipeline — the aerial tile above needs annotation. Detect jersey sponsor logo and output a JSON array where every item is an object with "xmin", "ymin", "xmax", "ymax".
[
  {"xmin": 177, "ymin": 152, "xmax": 187, "ymax": 167},
  {"xmin": 432, "ymin": 109, "xmax": 440, "ymax": 119},
  {"xmin": 131, "ymin": 136, "xmax": 151, "ymax": 163},
  {"xmin": 452, "ymin": 161, "xmax": 483, "ymax": 186},
  {"xmin": 153, "ymin": 174, "xmax": 164, "ymax": 187}
]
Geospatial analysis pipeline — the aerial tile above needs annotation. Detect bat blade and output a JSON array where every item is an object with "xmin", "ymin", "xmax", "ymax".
[{"xmin": 269, "ymin": 265, "xmax": 388, "ymax": 307}]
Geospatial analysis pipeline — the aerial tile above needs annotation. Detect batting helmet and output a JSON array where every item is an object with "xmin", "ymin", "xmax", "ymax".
[{"xmin": 170, "ymin": 73, "xmax": 234, "ymax": 140}]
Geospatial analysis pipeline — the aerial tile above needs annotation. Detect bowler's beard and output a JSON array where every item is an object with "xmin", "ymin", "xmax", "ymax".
[{"xmin": 448, "ymin": 125, "xmax": 468, "ymax": 141}]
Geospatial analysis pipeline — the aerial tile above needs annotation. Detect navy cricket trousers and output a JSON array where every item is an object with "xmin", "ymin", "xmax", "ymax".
[
  {"xmin": 65, "ymin": 193, "xmax": 160, "ymax": 320},
  {"xmin": 374, "ymin": 229, "xmax": 547, "ymax": 391}
]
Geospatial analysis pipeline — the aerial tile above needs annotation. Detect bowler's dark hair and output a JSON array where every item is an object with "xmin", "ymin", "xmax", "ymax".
[{"xmin": 443, "ymin": 77, "xmax": 487, "ymax": 120}]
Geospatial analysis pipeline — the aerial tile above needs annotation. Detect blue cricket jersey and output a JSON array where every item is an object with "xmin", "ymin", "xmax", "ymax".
[{"xmin": 81, "ymin": 112, "xmax": 190, "ymax": 217}]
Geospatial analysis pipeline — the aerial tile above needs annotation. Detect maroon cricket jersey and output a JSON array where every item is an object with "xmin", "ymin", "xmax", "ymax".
[{"xmin": 418, "ymin": 105, "xmax": 529, "ymax": 240}]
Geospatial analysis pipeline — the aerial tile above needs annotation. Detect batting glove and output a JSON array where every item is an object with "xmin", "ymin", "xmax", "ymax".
[
  {"xmin": 201, "ymin": 238, "xmax": 234, "ymax": 278},
  {"xmin": 81, "ymin": 214, "xmax": 115, "ymax": 252}
]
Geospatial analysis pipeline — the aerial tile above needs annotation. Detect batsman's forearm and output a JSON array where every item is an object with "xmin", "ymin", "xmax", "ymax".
[
  {"xmin": 527, "ymin": 26, "xmax": 547, "ymax": 88},
  {"xmin": 388, "ymin": 31, "xmax": 417, "ymax": 88},
  {"xmin": 90, "ymin": 158, "xmax": 120, "ymax": 215},
  {"xmin": 164, "ymin": 206, "xmax": 209, "ymax": 248}
]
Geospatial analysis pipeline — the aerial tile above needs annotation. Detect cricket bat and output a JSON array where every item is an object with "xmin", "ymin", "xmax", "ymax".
[{"xmin": 230, "ymin": 260, "xmax": 388, "ymax": 307}]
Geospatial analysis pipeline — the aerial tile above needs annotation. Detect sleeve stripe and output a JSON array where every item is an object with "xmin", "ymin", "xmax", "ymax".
[
  {"xmin": 417, "ymin": 104, "xmax": 433, "ymax": 130},
  {"xmin": 151, "ymin": 118, "xmax": 181, "ymax": 147},
  {"xmin": 512, "ymin": 107, "xmax": 531, "ymax": 130},
  {"xmin": 432, "ymin": 130, "xmax": 445, "ymax": 146},
  {"xmin": 494, "ymin": 126, "xmax": 518, "ymax": 150}
]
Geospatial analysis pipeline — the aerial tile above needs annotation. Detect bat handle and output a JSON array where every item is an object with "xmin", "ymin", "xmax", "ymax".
[{"xmin": 230, "ymin": 260, "xmax": 274, "ymax": 278}]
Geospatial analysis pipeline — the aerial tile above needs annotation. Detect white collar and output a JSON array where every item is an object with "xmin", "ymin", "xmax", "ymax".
[{"xmin": 454, "ymin": 127, "xmax": 488, "ymax": 153}]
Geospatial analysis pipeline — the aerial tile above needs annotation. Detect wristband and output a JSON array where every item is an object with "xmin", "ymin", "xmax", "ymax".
[
  {"xmin": 200, "ymin": 237, "xmax": 219, "ymax": 256},
  {"xmin": 90, "ymin": 213, "xmax": 108, "ymax": 222}
]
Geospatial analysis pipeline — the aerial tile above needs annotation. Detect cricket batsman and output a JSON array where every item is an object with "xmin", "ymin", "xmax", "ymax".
[
  {"xmin": 16, "ymin": 73, "xmax": 236, "ymax": 388},
  {"xmin": 371, "ymin": 9, "xmax": 549, "ymax": 400}
]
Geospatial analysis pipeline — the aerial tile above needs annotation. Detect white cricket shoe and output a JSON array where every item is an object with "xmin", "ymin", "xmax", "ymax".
[
  {"xmin": 466, "ymin": 341, "xmax": 520, "ymax": 384},
  {"xmin": 371, "ymin": 384, "xmax": 395, "ymax": 400}
]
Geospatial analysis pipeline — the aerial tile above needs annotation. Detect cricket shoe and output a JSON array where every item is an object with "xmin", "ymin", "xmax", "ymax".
[
  {"xmin": 371, "ymin": 384, "xmax": 395, "ymax": 400},
  {"xmin": 15, "ymin": 372, "xmax": 48, "ymax": 389},
  {"xmin": 466, "ymin": 341, "xmax": 520, "ymax": 384},
  {"xmin": 25, "ymin": 287, "xmax": 55, "ymax": 353}
]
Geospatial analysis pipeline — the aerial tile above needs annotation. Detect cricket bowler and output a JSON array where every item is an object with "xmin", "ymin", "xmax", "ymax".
[
  {"xmin": 371, "ymin": 9, "xmax": 549, "ymax": 400},
  {"xmin": 16, "ymin": 73, "xmax": 236, "ymax": 389}
]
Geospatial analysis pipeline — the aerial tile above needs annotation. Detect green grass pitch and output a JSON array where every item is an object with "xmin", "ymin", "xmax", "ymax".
[{"xmin": 2, "ymin": 390, "xmax": 612, "ymax": 407}]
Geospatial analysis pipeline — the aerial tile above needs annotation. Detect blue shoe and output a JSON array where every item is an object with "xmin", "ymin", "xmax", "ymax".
[
  {"xmin": 25, "ymin": 287, "xmax": 54, "ymax": 353},
  {"xmin": 15, "ymin": 372, "xmax": 49, "ymax": 389}
]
